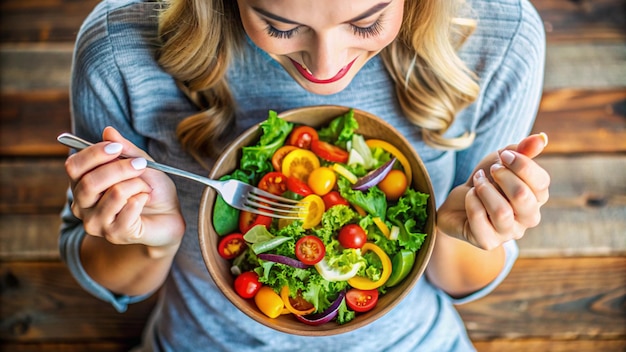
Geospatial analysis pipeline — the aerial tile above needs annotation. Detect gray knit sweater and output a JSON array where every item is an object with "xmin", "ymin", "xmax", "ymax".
[{"xmin": 60, "ymin": 0, "xmax": 545, "ymax": 350}]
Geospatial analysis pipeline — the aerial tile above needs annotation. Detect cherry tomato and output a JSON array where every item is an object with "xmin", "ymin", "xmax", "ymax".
[
  {"xmin": 287, "ymin": 126, "xmax": 319, "ymax": 149},
  {"xmin": 307, "ymin": 167, "xmax": 336, "ymax": 196},
  {"xmin": 234, "ymin": 271, "xmax": 262, "ymax": 299},
  {"xmin": 345, "ymin": 288, "xmax": 379, "ymax": 313},
  {"xmin": 255, "ymin": 286, "xmax": 288, "ymax": 318},
  {"xmin": 377, "ymin": 169, "xmax": 408, "ymax": 201},
  {"xmin": 338, "ymin": 224, "xmax": 367, "ymax": 249},
  {"xmin": 310, "ymin": 140, "xmax": 349, "ymax": 163},
  {"xmin": 286, "ymin": 176, "xmax": 313, "ymax": 196},
  {"xmin": 239, "ymin": 211, "xmax": 272, "ymax": 234},
  {"xmin": 322, "ymin": 191, "xmax": 349, "ymax": 209},
  {"xmin": 258, "ymin": 171, "xmax": 288, "ymax": 195},
  {"xmin": 295, "ymin": 235, "xmax": 326, "ymax": 265},
  {"xmin": 282, "ymin": 149, "xmax": 320, "ymax": 182},
  {"xmin": 298, "ymin": 195, "xmax": 325, "ymax": 229},
  {"xmin": 271, "ymin": 145, "xmax": 298, "ymax": 171},
  {"xmin": 217, "ymin": 233, "xmax": 247, "ymax": 259}
]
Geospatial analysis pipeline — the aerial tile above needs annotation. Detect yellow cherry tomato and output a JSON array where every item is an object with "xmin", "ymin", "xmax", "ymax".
[
  {"xmin": 298, "ymin": 194, "xmax": 325, "ymax": 229},
  {"xmin": 378, "ymin": 169, "xmax": 408, "ymax": 201},
  {"xmin": 347, "ymin": 243, "xmax": 392, "ymax": 290},
  {"xmin": 307, "ymin": 167, "xmax": 336, "ymax": 196},
  {"xmin": 365, "ymin": 139, "xmax": 412, "ymax": 182},
  {"xmin": 254, "ymin": 286, "xmax": 290, "ymax": 318},
  {"xmin": 281, "ymin": 149, "xmax": 320, "ymax": 183}
]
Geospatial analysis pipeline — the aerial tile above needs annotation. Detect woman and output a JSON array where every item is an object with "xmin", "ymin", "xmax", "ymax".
[{"xmin": 60, "ymin": 0, "xmax": 550, "ymax": 350}]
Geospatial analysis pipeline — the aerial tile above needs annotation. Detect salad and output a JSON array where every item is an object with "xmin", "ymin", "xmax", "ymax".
[{"xmin": 212, "ymin": 109, "xmax": 429, "ymax": 325}]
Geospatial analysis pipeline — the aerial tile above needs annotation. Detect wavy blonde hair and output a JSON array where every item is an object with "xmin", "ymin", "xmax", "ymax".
[{"xmin": 157, "ymin": 0, "xmax": 479, "ymax": 161}]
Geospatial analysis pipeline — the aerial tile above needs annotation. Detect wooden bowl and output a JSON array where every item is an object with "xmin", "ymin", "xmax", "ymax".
[{"xmin": 198, "ymin": 105, "xmax": 436, "ymax": 336}]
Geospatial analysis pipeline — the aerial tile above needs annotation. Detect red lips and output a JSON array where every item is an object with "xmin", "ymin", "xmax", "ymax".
[{"xmin": 291, "ymin": 58, "xmax": 357, "ymax": 84}]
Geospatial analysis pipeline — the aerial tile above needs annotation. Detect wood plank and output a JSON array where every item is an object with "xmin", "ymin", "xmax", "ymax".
[
  {"xmin": 458, "ymin": 257, "xmax": 626, "ymax": 341},
  {"xmin": 0, "ymin": 215, "xmax": 61, "ymax": 261},
  {"xmin": 532, "ymin": 0, "xmax": 626, "ymax": 43},
  {"xmin": 0, "ymin": 0, "xmax": 100, "ymax": 43},
  {"xmin": 519, "ymin": 154, "xmax": 626, "ymax": 257},
  {"xmin": 532, "ymin": 89, "xmax": 626, "ymax": 154},
  {"xmin": 544, "ymin": 43, "xmax": 626, "ymax": 90},
  {"xmin": 0, "ymin": 342, "xmax": 138, "ymax": 352},
  {"xmin": 0, "ymin": 261, "xmax": 156, "ymax": 343},
  {"xmin": 0, "ymin": 158, "xmax": 69, "ymax": 214},
  {"xmin": 0, "ymin": 90, "xmax": 71, "ymax": 157},
  {"xmin": 473, "ymin": 338, "xmax": 626, "ymax": 352},
  {"xmin": 0, "ymin": 0, "xmax": 623, "ymax": 44},
  {"xmin": 0, "ymin": 44, "xmax": 74, "ymax": 91}
]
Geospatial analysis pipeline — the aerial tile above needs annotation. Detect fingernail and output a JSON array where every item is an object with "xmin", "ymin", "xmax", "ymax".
[
  {"xmin": 131, "ymin": 158, "xmax": 147, "ymax": 170},
  {"xmin": 538, "ymin": 132, "xmax": 549, "ymax": 147},
  {"xmin": 500, "ymin": 150, "xmax": 515, "ymax": 165},
  {"xmin": 104, "ymin": 143, "xmax": 123, "ymax": 155},
  {"xmin": 474, "ymin": 169, "xmax": 486, "ymax": 183},
  {"xmin": 491, "ymin": 163, "xmax": 504, "ymax": 174}
]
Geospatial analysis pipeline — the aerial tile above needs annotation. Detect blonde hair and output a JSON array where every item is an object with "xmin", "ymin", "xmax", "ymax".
[{"xmin": 157, "ymin": 0, "xmax": 479, "ymax": 161}]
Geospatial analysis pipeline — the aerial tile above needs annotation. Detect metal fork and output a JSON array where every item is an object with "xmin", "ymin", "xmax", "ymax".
[{"xmin": 57, "ymin": 133, "xmax": 304, "ymax": 220}]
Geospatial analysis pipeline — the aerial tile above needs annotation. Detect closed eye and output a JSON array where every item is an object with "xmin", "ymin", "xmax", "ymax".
[{"xmin": 265, "ymin": 24, "xmax": 301, "ymax": 39}]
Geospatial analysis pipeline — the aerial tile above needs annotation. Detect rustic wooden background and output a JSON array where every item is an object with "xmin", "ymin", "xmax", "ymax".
[{"xmin": 1, "ymin": 0, "xmax": 625, "ymax": 351}]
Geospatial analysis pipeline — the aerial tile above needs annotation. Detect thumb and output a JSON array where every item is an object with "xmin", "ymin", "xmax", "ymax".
[
  {"xmin": 511, "ymin": 132, "xmax": 549, "ymax": 159},
  {"xmin": 102, "ymin": 126, "xmax": 151, "ymax": 160}
]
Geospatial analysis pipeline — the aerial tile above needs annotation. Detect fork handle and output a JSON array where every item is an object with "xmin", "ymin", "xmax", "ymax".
[{"xmin": 56, "ymin": 133, "xmax": 221, "ymax": 189}]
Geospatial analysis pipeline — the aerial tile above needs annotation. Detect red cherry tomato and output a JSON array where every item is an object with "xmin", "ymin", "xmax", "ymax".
[
  {"xmin": 287, "ymin": 176, "xmax": 313, "ymax": 196},
  {"xmin": 345, "ymin": 288, "xmax": 379, "ymax": 313},
  {"xmin": 217, "ymin": 233, "xmax": 247, "ymax": 259},
  {"xmin": 271, "ymin": 145, "xmax": 298, "ymax": 171},
  {"xmin": 287, "ymin": 126, "xmax": 319, "ymax": 149},
  {"xmin": 338, "ymin": 224, "xmax": 367, "ymax": 249},
  {"xmin": 295, "ymin": 235, "xmax": 326, "ymax": 265},
  {"xmin": 258, "ymin": 171, "xmax": 288, "ymax": 195},
  {"xmin": 239, "ymin": 211, "xmax": 273, "ymax": 234},
  {"xmin": 234, "ymin": 271, "xmax": 262, "ymax": 299},
  {"xmin": 310, "ymin": 140, "xmax": 349, "ymax": 163},
  {"xmin": 322, "ymin": 191, "xmax": 349, "ymax": 209}
]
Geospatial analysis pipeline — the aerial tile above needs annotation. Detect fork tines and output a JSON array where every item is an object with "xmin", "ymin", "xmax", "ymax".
[{"xmin": 246, "ymin": 191, "xmax": 305, "ymax": 220}]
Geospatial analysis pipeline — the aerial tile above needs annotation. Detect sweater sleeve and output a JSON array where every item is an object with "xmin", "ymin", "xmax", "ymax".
[{"xmin": 59, "ymin": 1, "xmax": 151, "ymax": 313}]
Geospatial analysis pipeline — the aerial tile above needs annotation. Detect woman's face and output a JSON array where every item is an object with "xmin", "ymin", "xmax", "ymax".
[{"xmin": 237, "ymin": 0, "xmax": 405, "ymax": 95}]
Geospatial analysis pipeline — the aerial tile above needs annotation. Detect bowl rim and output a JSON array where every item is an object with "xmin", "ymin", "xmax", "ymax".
[{"xmin": 198, "ymin": 105, "xmax": 437, "ymax": 336}]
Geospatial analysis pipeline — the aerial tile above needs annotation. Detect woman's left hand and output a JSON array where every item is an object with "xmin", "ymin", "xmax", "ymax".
[{"xmin": 437, "ymin": 133, "xmax": 551, "ymax": 250}]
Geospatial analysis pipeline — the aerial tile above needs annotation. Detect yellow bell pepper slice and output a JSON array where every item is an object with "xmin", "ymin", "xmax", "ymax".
[
  {"xmin": 347, "ymin": 243, "xmax": 392, "ymax": 290},
  {"xmin": 365, "ymin": 139, "xmax": 412, "ymax": 182},
  {"xmin": 280, "ymin": 286, "xmax": 316, "ymax": 316},
  {"xmin": 331, "ymin": 163, "xmax": 358, "ymax": 184},
  {"xmin": 372, "ymin": 217, "xmax": 390, "ymax": 238}
]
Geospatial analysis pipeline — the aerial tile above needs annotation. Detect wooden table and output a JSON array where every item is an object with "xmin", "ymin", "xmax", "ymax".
[{"xmin": 1, "ymin": 1, "xmax": 625, "ymax": 351}]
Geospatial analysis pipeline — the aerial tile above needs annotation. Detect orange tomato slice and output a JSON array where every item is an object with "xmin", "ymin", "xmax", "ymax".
[
  {"xmin": 281, "ymin": 149, "xmax": 320, "ymax": 183},
  {"xmin": 365, "ymin": 139, "xmax": 412, "ymax": 183}
]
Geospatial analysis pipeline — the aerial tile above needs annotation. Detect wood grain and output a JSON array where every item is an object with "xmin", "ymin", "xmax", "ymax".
[
  {"xmin": 458, "ymin": 257, "xmax": 626, "ymax": 341},
  {"xmin": 0, "ymin": 262, "xmax": 157, "ymax": 342},
  {"xmin": 473, "ymin": 339, "xmax": 626, "ymax": 352}
]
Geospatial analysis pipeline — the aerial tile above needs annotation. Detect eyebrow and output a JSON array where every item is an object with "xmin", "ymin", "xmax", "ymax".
[{"xmin": 252, "ymin": 2, "xmax": 391, "ymax": 25}]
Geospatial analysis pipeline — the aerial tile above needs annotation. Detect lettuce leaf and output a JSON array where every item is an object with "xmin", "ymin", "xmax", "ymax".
[
  {"xmin": 387, "ymin": 188, "xmax": 429, "ymax": 252},
  {"xmin": 240, "ymin": 110, "xmax": 293, "ymax": 178}
]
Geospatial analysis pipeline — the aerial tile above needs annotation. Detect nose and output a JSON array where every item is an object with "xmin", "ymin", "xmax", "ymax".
[{"xmin": 302, "ymin": 32, "xmax": 348, "ymax": 80}]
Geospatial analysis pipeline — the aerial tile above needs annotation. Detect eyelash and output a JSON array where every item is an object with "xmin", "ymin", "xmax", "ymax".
[{"xmin": 264, "ymin": 18, "xmax": 384, "ymax": 39}]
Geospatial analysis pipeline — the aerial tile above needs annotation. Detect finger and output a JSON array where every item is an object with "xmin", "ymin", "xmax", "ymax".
[
  {"xmin": 102, "ymin": 126, "xmax": 152, "ymax": 160},
  {"xmin": 72, "ymin": 157, "xmax": 150, "ymax": 210},
  {"xmin": 500, "ymin": 132, "xmax": 549, "ymax": 159},
  {"xmin": 472, "ymin": 169, "xmax": 516, "ymax": 236},
  {"xmin": 65, "ymin": 141, "xmax": 125, "ymax": 182},
  {"xmin": 465, "ymin": 185, "xmax": 499, "ymax": 250},
  {"xmin": 497, "ymin": 150, "xmax": 551, "ymax": 205},
  {"xmin": 490, "ymin": 163, "xmax": 542, "ymax": 228},
  {"xmin": 105, "ymin": 192, "xmax": 151, "ymax": 245}
]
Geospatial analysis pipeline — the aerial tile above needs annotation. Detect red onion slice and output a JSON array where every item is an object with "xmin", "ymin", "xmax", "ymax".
[
  {"xmin": 257, "ymin": 253, "xmax": 309, "ymax": 269},
  {"xmin": 295, "ymin": 291, "xmax": 346, "ymax": 326},
  {"xmin": 351, "ymin": 157, "xmax": 397, "ymax": 191}
]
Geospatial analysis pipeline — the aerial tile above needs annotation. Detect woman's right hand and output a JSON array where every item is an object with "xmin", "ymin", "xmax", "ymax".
[{"xmin": 64, "ymin": 126, "xmax": 185, "ymax": 256}]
